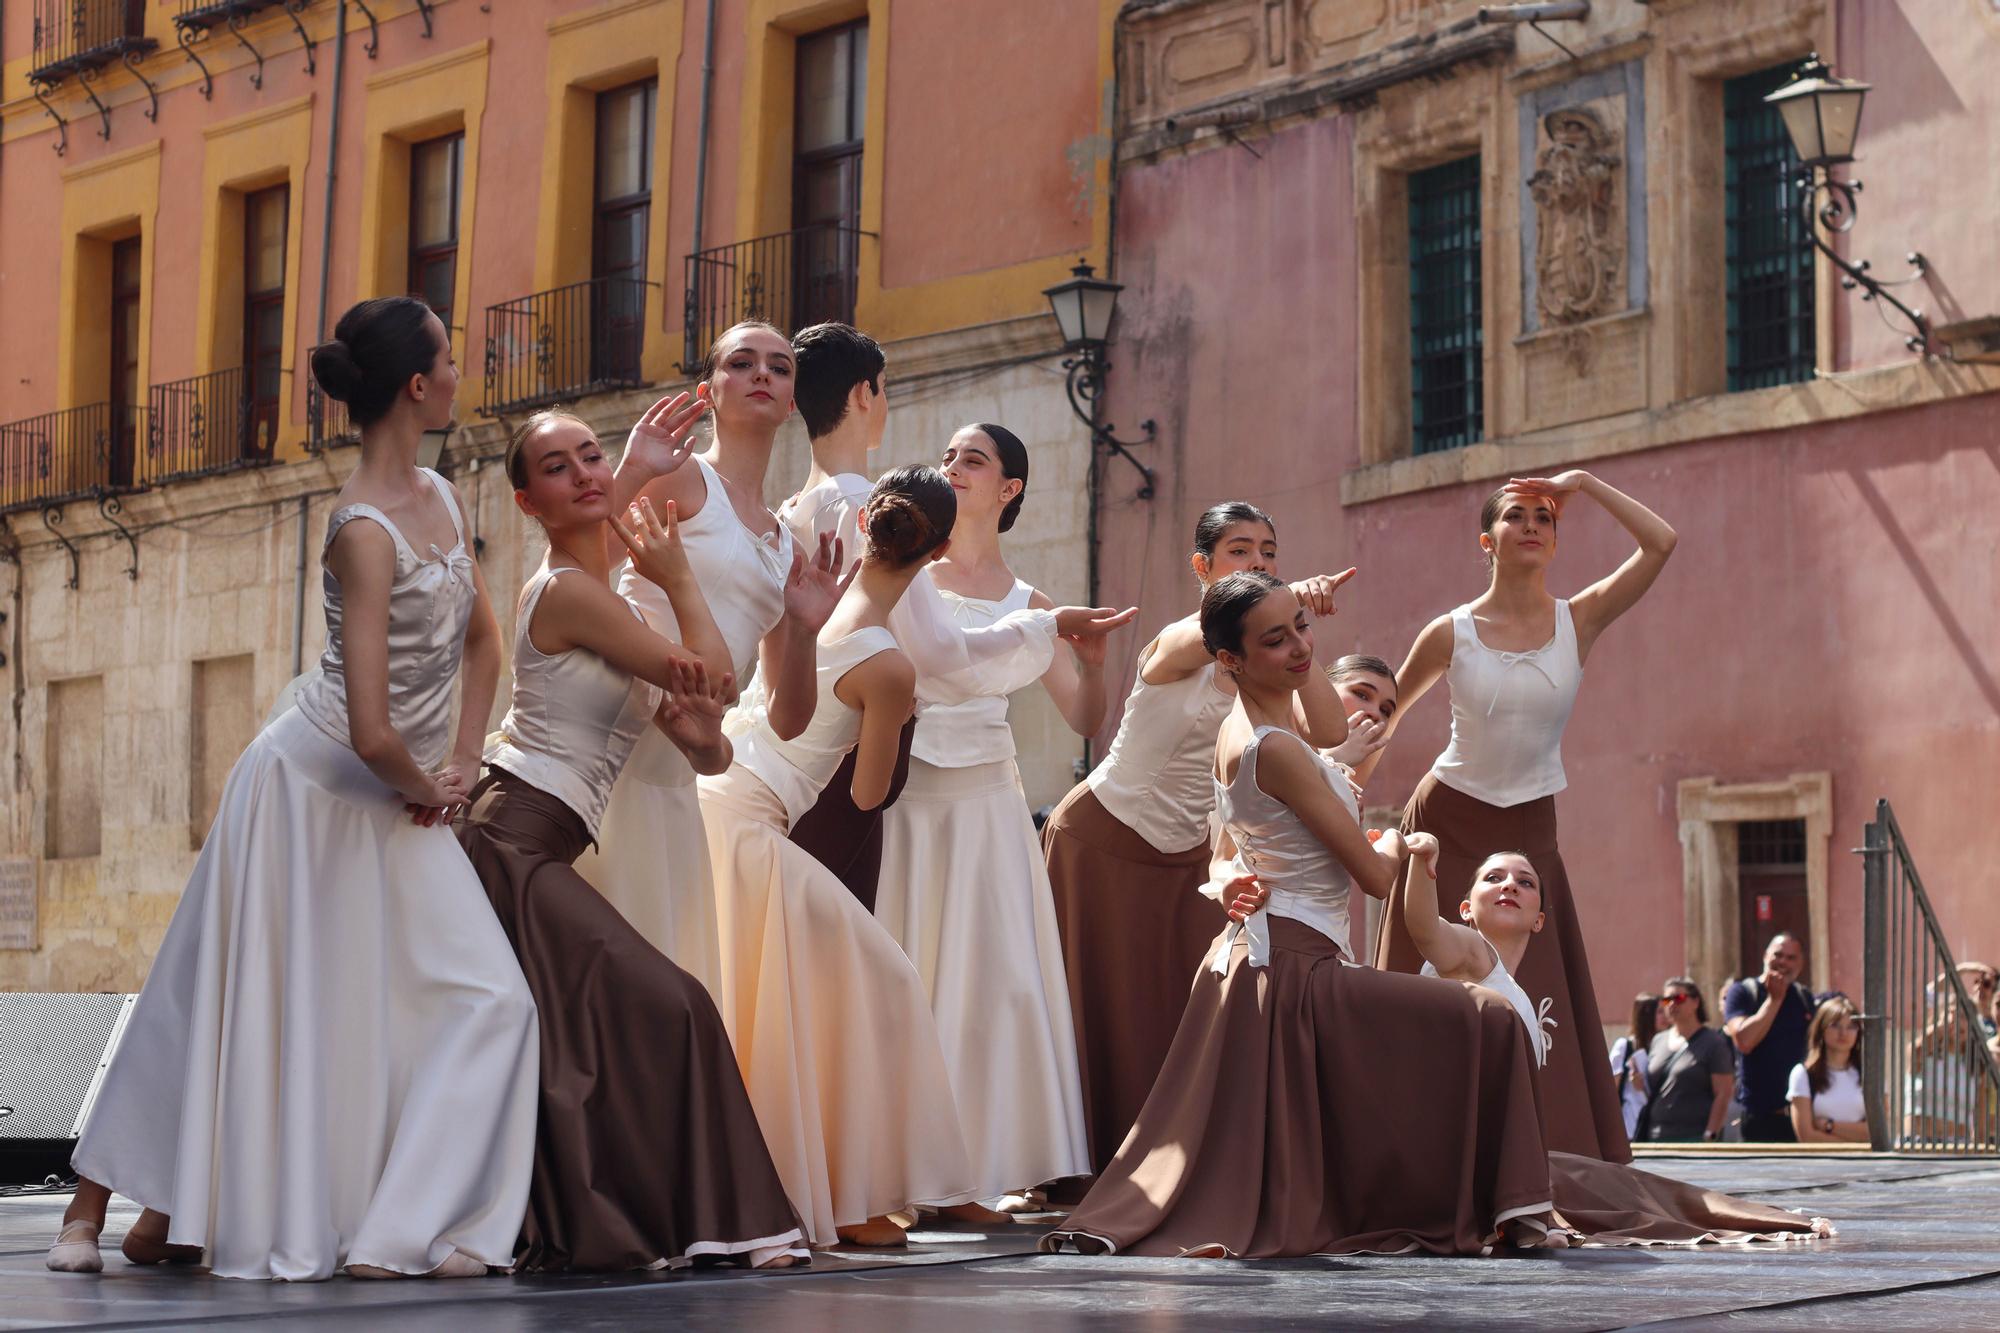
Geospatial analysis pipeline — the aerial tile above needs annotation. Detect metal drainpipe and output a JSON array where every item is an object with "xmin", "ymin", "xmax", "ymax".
[
  {"xmin": 686, "ymin": 0, "xmax": 719, "ymax": 366},
  {"xmin": 299, "ymin": 2, "xmax": 349, "ymax": 676}
]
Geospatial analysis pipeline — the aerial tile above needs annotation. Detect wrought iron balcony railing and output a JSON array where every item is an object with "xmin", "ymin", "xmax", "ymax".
[
  {"xmin": 681, "ymin": 224, "xmax": 865, "ymax": 370},
  {"xmin": 147, "ymin": 366, "xmax": 277, "ymax": 485},
  {"xmin": 481, "ymin": 277, "xmax": 654, "ymax": 416},
  {"xmin": 0, "ymin": 401, "xmax": 143, "ymax": 515},
  {"xmin": 29, "ymin": 0, "xmax": 153, "ymax": 80},
  {"xmin": 305, "ymin": 378, "xmax": 359, "ymax": 453},
  {"xmin": 172, "ymin": 0, "xmax": 319, "ymax": 99}
]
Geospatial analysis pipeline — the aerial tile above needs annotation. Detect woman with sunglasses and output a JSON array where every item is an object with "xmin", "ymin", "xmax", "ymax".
[{"xmin": 1643, "ymin": 979, "xmax": 1735, "ymax": 1142}]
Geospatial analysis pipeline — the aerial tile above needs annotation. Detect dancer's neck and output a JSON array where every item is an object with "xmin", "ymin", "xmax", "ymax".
[
  {"xmin": 1471, "ymin": 923, "xmax": 1531, "ymax": 978},
  {"xmin": 804, "ymin": 423, "xmax": 870, "ymax": 492},
  {"xmin": 542, "ymin": 521, "xmax": 612, "ymax": 583},
  {"xmin": 1481, "ymin": 563, "xmax": 1551, "ymax": 617},
  {"xmin": 706, "ymin": 419, "xmax": 779, "ymax": 498},
  {"xmin": 1235, "ymin": 676, "xmax": 1298, "ymax": 733}
]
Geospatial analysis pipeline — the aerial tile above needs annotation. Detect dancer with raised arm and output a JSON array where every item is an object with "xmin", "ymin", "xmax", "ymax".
[
  {"xmin": 577, "ymin": 322, "xmax": 845, "ymax": 991},
  {"xmin": 776, "ymin": 323, "xmax": 1132, "ymax": 909},
  {"xmin": 873, "ymin": 424, "xmax": 1095, "ymax": 1208},
  {"xmin": 1397, "ymin": 850, "xmax": 1831, "ymax": 1246},
  {"xmin": 452, "ymin": 411, "xmax": 807, "ymax": 1271},
  {"xmin": 696, "ymin": 467, "xmax": 985, "ymax": 1250},
  {"xmin": 48, "ymin": 298, "xmax": 538, "ymax": 1281},
  {"xmin": 1368, "ymin": 472, "xmax": 1676, "ymax": 1162},
  {"xmin": 1044, "ymin": 503, "xmax": 1350, "ymax": 1177},
  {"xmin": 1042, "ymin": 573, "xmax": 1554, "ymax": 1258}
]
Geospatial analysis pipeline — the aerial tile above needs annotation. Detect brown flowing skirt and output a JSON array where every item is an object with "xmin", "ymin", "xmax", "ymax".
[
  {"xmin": 1374, "ymin": 772, "xmax": 1632, "ymax": 1164},
  {"xmin": 458, "ymin": 770, "xmax": 807, "ymax": 1271},
  {"xmin": 1045, "ymin": 782, "xmax": 1225, "ymax": 1176},
  {"xmin": 1550, "ymin": 1152, "xmax": 1831, "ymax": 1246},
  {"xmin": 788, "ymin": 715, "xmax": 917, "ymax": 912},
  {"xmin": 1042, "ymin": 916, "xmax": 1553, "ymax": 1257}
]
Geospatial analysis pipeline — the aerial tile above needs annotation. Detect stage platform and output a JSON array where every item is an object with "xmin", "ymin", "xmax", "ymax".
[{"xmin": 2, "ymin": 1153, "xmax": 1994, "ymax": 1330}]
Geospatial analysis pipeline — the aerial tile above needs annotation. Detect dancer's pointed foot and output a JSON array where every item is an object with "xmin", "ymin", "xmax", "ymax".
[
  {"xmin": 120, "ymin": 1210, "xmax": 201, "ymax": 1266},
  {"xmin": 46, "ymin": 1219, "xmax": 103, "ymax": 1273},
  {"xmin": 936, "ymin": 1201, "xmax": 1014, "ymax": 1226},
  {"xmin": 836, "ymin": 1216, "xmax": 908, "ymax": 1248},
  {"xmin": 993, "ymin": 1190, "xmax": 1061, "ymax": 1216},
  {"xmin": 347, "ymin": 1250, "xmax": 490, "ymax": 1279}
]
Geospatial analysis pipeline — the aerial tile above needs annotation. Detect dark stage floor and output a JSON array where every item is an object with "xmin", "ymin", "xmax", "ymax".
[{"xmin": 2, "ymin": 1152, "xmax": 1995, "ymax": 1331}]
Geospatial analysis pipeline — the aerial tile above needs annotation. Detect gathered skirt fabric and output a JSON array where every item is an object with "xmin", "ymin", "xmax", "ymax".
[
  {"xmin": 575, "ymin": 726, "xmax": 722, "ymax": 995},
  {"xmin": 457, "ymin": 770, "xmax": 807, "ymax": 1271},
  {"xmin": 1042, "ymin": 915, "xmax": 1553, "ymax": 1258},
  {"xmin": 1374, "ymin": 772, "xmax": 1631, "ymax": 1164},
  {"xmin": 696, "ymin": 763, "xmax": 979, "ymax": 1243},
  {"xmin": 875, "ymin": 758, "xmax": 1090, "ymax": 1196},
  {"xmin": 71, "ymin": 708, "xmax": 539, "ymax": 1281},
  {"xmin": 1044, "ymin": 782, "xmax": 1225, "ymax": 1175},
  {"xmin": 1550, "ymin": 1152, "xmax": 1832, "ymax": 1246}
]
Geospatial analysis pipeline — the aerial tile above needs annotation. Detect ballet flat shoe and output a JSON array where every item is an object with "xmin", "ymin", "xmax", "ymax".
[{"xmin": 46, "ymin": 1220, "xmax": 103, "ymax": 1273}]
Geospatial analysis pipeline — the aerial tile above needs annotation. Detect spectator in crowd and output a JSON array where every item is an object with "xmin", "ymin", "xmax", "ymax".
[
  {"xmin": 1608, "ymin": 992, "xmax": 1660, "ymax": 1140},
  {"xmin": 1644, "ymin": 978, "xmax": 1734, "ymax": 1142},
  {"xmin": 1722, "ymin": 933, "xmax": 1815, "ymax": 1142},
  {"xmin": 1906, "ymin": 962, "xmax": 1998, "ymax": 1141},
  {"xmin": 1788, "ymin": 995, "xmax": 1869, "ymax": 1144}
]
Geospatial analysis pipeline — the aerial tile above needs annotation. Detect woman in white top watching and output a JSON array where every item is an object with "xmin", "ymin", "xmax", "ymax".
[
  {"xmin": 1789, "ymin": 995, "xmax": 1870, "ymax": 1144},
  {"xmin": 1363, "ymin": 472, "xmax": 1676, "ymax": 1162}
]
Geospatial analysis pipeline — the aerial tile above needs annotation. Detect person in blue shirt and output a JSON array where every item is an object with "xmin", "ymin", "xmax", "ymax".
[{"xmin": 1721, "ymin": 933, "xmax": 1815, "ymax": 1141}]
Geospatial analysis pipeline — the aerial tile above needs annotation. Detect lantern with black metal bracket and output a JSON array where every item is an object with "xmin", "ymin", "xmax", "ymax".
[
  {"xmin": 1764, "ymin": 54, "xmax": 1931, "ymax": 354},
  {"xmin": 1041, "ymin": 261, "xmax": 1156, "ymax": 500}
]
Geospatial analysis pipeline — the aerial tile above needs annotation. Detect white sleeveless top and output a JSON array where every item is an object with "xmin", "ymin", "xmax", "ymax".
[
  {"xmin": 779, "ymin": 471, "xmax": 1057, "ymax": 707},
  {"xmin": 295, "ymin": 468, "xmax": 474, "ymax": 769},
  {"xmin": 910, "ymin": 579, "xmax": 1035, "ymax": 768},
  {"xmin": 1430, "ymin": 599, "xmax": 1581, "ymax": 808},
  {"xmin": 1208, "ymin": 725, "xmax": 1358, "ymax": 973},
  {"xmin": 1423, "ymin": 949, "xmax": 1557, "ymax": 1067},
  {"xmin": 1088, "ymin": 645, "xmax": 1235, "ymax": 855},
  {"xmin": 484, "ymin": 567, "xmax": 663, "ymax": 837},
  {"xmin": 727, "ymin": 626, "xmax": 901, "ymax": 828},
  {"xmin": 618, "ymin": 454, "xmax": 794, "ymax": 787}
]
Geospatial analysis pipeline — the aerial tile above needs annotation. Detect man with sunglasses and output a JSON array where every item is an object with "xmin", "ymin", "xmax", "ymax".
[{"xmin": 1722, "ymin": 934, "xmax": 1817, "ymax": 1142}]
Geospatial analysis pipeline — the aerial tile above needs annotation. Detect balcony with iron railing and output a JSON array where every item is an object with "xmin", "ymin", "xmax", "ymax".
[
  {"xmin": 481, "ymin": 277, "xmax": 654, "ymax": 416},
  {"xmin": 28, "ymin": 0, "xmax": 155, "ymax": 83},
  {"xmin": 0, "ymin": 401, "xmax": 143, "ymax": 515},
  {"xmin": 681, "ymin": 224, "xmax": 865, "ymax": 370},
  {"xmin": 147, "ymin": 366, "xmax": 278, "ymax": 486},
  {"xmin": 305, "ymin": 378, "xmax": 359, "ymax": 453}
]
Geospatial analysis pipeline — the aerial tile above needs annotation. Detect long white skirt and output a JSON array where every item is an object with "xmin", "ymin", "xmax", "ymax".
[
  {"xmin": 876, "ymin": 758, "xmax": 1090, "ymax": 1196},
  {"xmin": 576, "ymin": 726, "xmax": 722, "ymax": 995},
  {"xmin": 696, "ymin": 763, "xmax": 978, "ymax": 1244},
  {"xmin": 71, "ymin": 708, "xmax": 539, "ymax": 1280}
]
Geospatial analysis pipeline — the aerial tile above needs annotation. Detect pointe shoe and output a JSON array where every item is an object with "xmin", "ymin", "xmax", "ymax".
[
  {"xmin": 936, "ymin": 1201, "xmax": 1014, "ymax": 1226},
  {"xmin": 120, "ymin": 1223, "xmax": 203, "ymax": 1267},
  {"xmin": 835, "ymin": 1217, "xmax": 908, "ymax": 1248},
  {"xmin": 46, "ymin": 1219, "xmax": 103, "ymax": 1273}
]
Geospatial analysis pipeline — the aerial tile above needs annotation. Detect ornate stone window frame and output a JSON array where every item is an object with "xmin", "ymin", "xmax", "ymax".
[
  {"xmin": 1354, "ymin": 69, "xmax": 1504, "ymax": 467},
  {"xmin": 1677, "ymin": 772, "xmax": 1833, "ymax": 999}
]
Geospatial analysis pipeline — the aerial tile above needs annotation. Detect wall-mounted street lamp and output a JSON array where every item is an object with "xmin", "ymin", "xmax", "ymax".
[
  {"xmin": 1765, "ymin": 54, "xmax": 1932, "ymax": 353},
  {"xmin": 1042, "ymin": 261, "xmax": 1157, "ymax": 500}
]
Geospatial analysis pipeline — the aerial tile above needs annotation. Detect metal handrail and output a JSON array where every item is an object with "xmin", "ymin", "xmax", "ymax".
[
  {"xmin": 305, "ymin": 378, "xmax": 358, "ymax": 453},
  {"xmin": 480, "ymin": 276, "xmax": 655, "ymax": 416},
  {"xmin": 0, "ymin": 401, "xmax": 143, "ymax": 514},
  {"xmin": 680, "ymin": 223, "xmax": 867, "ymax": 369},
  {"xmin": 1859, "ymin": 798, "xmax": 2000, "ymax": 1152},
  {"xmin": 146, "ymin": 366, "xmax": 277, "ymax": 485}
]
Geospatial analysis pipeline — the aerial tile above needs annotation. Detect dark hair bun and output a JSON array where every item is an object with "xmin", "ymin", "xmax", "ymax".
[
  {"xmin": 863, "ymin": 465, "xmax": 956, "ymax": 567},
  {"xmin": 309, "ymin": 339, "xmax": 364, "ymax": 402}
]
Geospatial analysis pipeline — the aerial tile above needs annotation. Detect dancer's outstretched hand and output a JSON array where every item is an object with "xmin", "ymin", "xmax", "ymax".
[
  {"xmin": 1052, "ymin": 605, "xmax": 1138, "ymax": 640},
  {"xmin": 621, "ymin": 387, "xmax": 709, "ymax": 480},
  {"xmin": 658, "ymin": 660, "xmax": 735, "ymax": 776},
  {"xmin": 784, "ymin": 531, "xmax": 855, "ymax": 632},
  {"xmin": 1290, "ymin": 568, "xmax": 1356, "ymax": 618},
  {"xmin": 1220, "ymin": 872, "xmax": 1268, "ymax": 923},
  {"xmin": 1324, "ymin": 712, "xmax": 1387, "ymax": 767},
  {"xmin": 611, "ymin": 497, "xmax": 692, "ymax": 592}
]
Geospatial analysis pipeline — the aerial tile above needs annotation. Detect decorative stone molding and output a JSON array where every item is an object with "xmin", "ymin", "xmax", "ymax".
[
  {"xmin": 1528, "ymin": 106, "xmax": 1621, "ymax": 328},
  {"xmin": 1677, "ymin": 774, "xmax": 1833, "ymax": 998}
]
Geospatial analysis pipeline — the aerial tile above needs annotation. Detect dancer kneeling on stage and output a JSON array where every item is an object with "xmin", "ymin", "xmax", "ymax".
[
  {"xmin": 1042, "ymin": 571, "xmax": 1557, "ymax": 1258},
  {"xmin": 1398, "ymin": 848, "xmax": 1832, "ymax": 1246}
]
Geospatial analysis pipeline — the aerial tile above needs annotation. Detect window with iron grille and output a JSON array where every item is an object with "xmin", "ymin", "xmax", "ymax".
[
  {"xmin": 1408, "ymin": 154, "xmax": 1483, "ymax": 454},
  {"xmin": 1725, "ymin": 66, "xmax": 1815, "ymax": 391}
]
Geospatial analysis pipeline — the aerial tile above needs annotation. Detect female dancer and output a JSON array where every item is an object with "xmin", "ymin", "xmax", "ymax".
[
  {"xmin": 1042, "ymin": 573, "xmax": 1553, "ymax": 1257},
  {"xmin": 1369, "ymin": 471, "xmax": 1676, "ymax": 1162},
  {"xmin": 578, "ymin": 322, "xmax": 846, "ymax": 991},
  {"xmin": 696, "ymin": 466, "xmax": 982, "ymax": 1249},
  {"xmin": 452, "ymin": 411, "xmax": 807, "ymax": 1271},
  {"xmin": 1044, "ymin": 502, "xmax": 1349, "ymax": 1176},
  {"xmin": 48, "ymin": 298, "xmax": 538, "ymax": 1280},
  {"xmin": 873, "ymin": 425, "xmax": 1092, "ymax": 1203},
  {"xmin": 1398, "ymin": 849, "xmax": 1830, "ymax": 1245}
]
